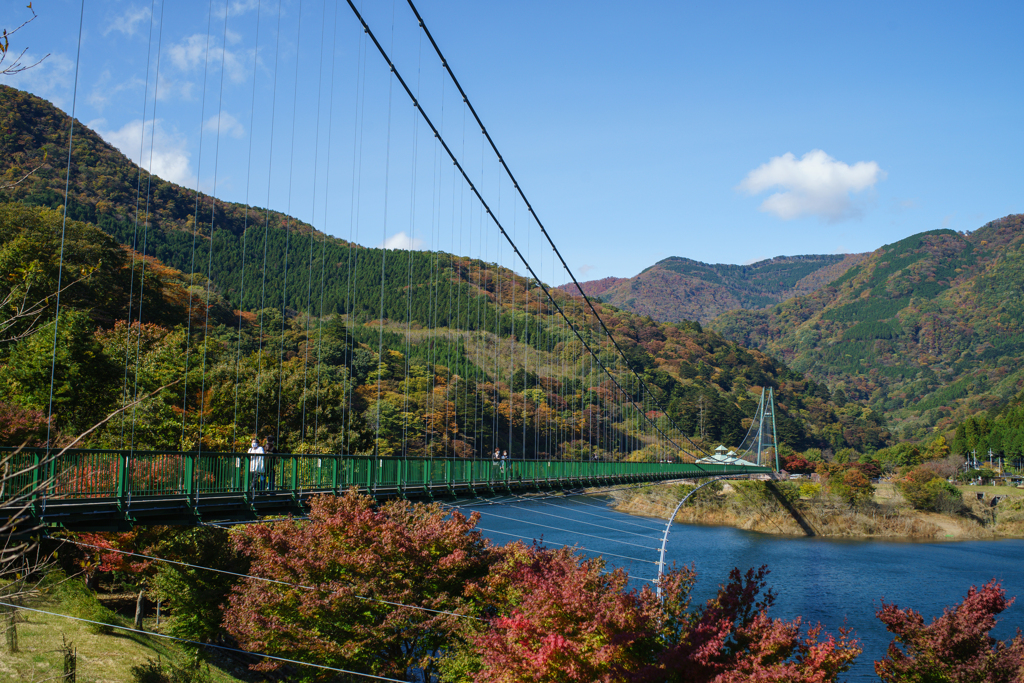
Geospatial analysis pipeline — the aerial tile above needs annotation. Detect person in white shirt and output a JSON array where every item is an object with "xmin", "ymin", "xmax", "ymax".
[{"xmin": 248, "ymin": 438, "xmax": 265, "ymax": 490}]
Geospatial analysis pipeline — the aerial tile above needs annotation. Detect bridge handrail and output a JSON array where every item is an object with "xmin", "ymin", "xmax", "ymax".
[{"xmin": 1, "ymin": 447, "xmax": 771, "ymax": 506}]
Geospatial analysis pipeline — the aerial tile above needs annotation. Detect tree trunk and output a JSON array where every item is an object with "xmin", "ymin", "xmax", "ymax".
[
  {"xmin": 134, "ymin": 590, "xmax": 145, "ymax": 630},
  {"xmin": 3, "ymin": 605, "xmax": 17, "ymax": 653},
  {"xmin": 62, "ymin": 635, "xmax": 76, "ymax": 682},
  {"xmin": 156, "ymin": 598, "xmax": 161, "ymax": 628}
]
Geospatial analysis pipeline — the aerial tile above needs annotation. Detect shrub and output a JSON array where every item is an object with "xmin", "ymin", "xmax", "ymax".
[
  {"xmin": 829, "ymin": 468, "xmax": 875, "ymax": 505},
  {"xmin": 130, "ymin": 657, "xmax": 212, "ymax": 683},
  {"xmin": 149, "ymin": 527, "xmax": 248, "ymax": 646},
  {"xmin": 798, "ymin": 482, "xmax": 822, "ymax": 498},
  {"xmin": 875, "ymin": 580, "xmax": 1024, "ymax": 682},
  {"xmin": 996, "ymin": 497, "xmax": 1024, "ymax": 526},
  {"xmin": 675, "ymin": 480, "xmax": 723, "ymax": 507},
  {"xmin": 898, "ymin": 467, "xmax": 962, "ymax": 512},
  {"xmin": 52, "ymin": 573, "xmax": 120, "ymax": 635},
  {"xmin": 928, "ymin": 479, "xmax": 964, "ymax": 514}
]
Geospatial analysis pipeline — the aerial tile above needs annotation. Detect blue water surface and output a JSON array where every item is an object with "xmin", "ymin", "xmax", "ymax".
[{"xmin": 462, "ymin": 493, "xmax": 1024, "ymax": 682}]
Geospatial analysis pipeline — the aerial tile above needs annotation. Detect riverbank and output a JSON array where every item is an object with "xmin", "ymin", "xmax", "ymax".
[{"xmin": 611, "ymin": 480, "xmax": 1024, "ymax": 540}]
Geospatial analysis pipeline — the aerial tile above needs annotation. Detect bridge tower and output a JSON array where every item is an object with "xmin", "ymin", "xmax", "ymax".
[{"xmin": 737, "ymin": 387, "xmax": 780, "ymax": 470}]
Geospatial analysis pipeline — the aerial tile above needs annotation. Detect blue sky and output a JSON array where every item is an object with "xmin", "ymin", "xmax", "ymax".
[{"xmin": 2, "ymin": 0, "xmax": 1021, "ymax": 283}]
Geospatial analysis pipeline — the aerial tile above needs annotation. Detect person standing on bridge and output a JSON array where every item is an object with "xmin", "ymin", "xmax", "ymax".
[{"xmin": 248, "ymin": 438, "xmax": 265, "ymax": 492}]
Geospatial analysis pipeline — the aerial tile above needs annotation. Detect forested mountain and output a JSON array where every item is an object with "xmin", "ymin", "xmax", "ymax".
[
  {"xmin": 563, "ymin": 253, "xmax": 866, "ymax": 324},
  {"xmin": 0, "ymin": 84, "xmax": 360, "ymax": 314},
  {"xmin": 711, "ymin": 216, "xmax": 1024, "ymax": 441},
  {"xmin": 0, "ymin": 86, "xmax": 880, "ymax": 458},
  {"xmin": 556, "ymin": 276, "xmax": 627, "ymax": 298}
]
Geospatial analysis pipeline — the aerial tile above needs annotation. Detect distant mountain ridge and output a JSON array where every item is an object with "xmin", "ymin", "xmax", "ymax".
[
  {"xmin": 710, "ymin": 215, "xmax": 1024, "ymax": 438},
  {"xmin": 561, "ymin": 253, "xmax": 867, "ymax": 324}
]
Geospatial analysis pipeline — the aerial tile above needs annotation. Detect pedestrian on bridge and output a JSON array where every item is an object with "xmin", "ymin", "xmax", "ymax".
[{"xmin": 248, "ymin": 438, "xmax": 265, "ymax": 492}]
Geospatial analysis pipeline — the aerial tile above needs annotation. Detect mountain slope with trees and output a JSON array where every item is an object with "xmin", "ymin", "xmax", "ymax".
[
  {"xmin": 711, "ymin": 215, "xmax": 1024, "ymax": 440},
  {"xmin": 0, "ymin": 86, "xmax": 880, "ymax": 458},
  {"xmin": 562, "ymin": 253, "xmax": 866, "ymax": 324}
]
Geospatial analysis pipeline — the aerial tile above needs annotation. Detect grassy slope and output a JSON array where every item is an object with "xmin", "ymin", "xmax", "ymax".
[{"xmin": 1, "ymin": 597, "xmax": 244, "ymax": 683}]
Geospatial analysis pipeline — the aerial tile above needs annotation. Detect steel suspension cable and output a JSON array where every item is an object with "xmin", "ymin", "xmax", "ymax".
[
  {"xmin": 403, "ymin": 0, "xmax": 709, "ymax": 459},
  {"xmin": 469, "ymin": 530, "xmax": 658, "ymax": 572},
  {"xmin": 46, "ymin": 0, "xmax": 86, "ymax": 450},
  {"xmin": 54, "ymin": 537, "xmax": 483, "ymax": 621},
  {"xmin": 529, "ymin": 497, "xmax": 666, "ymax": 534},
  {"xmin": 480, "ymin": 502, "xmax": 662, "ymax": 541},
  {"xmin": 312, "ymin": 0, "xmax": 340, "ymax": 454},
  {"xmin": 300, "ymin": 0, "xmax": 331, "ymax": 452},
  {"xmin": 130, "ymin": 0, "xmax": 166, "ymax": 451},
  {"xmin": 231, "ymin": 0, "xmax": 264, "ymax": 451},
  {"xmin": 179, "ymin": 0, "xmax": 217, "ymax": 449},
  {"xmin": 197, "ymin": 0, "xmax": 233, "ymax": 454},
  {"xmin": 2, "ymin": 602, "xmax": 406, "ymax": 682},
  {"xmin": 253, "ymin": 0, "xmax": 285, "ymax": 446},
  {"xmin": 118, "ymin": 0, "xmax": 158, "ymax": 448},
  {"xmin": 342, "ymin": 15, "xmax": 370, "ymax": 456},
  {"xmin": 276, "ymin": 0, "xmax": 306, "ymax": 450},
  {"xmin": 373, "ymin": 0, "xmax": 398, "ymax": 459},
  {"xmin": 400, "ymin": 26, "xmax": 424, "ymax": 459},
  {"xmin": 440, "ymin": 504, "xmax": 659, "ymax": 552}
]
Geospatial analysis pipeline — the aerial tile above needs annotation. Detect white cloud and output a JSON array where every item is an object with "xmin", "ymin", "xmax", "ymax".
[
  {"xmin": 378, "ymin": 232, "xmax": 425, "ymax": 250},
  {"xmin": 103, "ymin": 5, "xmax": 151, "ymax": 37},
  {"xmin": 169, "ymin": 34, "xmax": 248, "ymax": 84},
  {"xmin": 577, "ymin": 264, "xmax": 595, "ymax": 276},
  {"xmin": 0, "ymin": 53, "xmax": 75, "ymax": 108},
  {"xmin": 93, "ymin": 118, "xmax": 194, "ymax": 186},
  {"xmin": 88, "ymin": 70, "xmax": 145, "ymax": 110},
  {"xmin": 155, "ymin": 73, "xmax": 195, "ymax": 102},
  {"xmin": 220, "ymin": 0, "xmax": 261, "ymax": 18},
  {"xmin": 203, "ymin": 111, "xmax": 245, "ymax": 139},
  {"xmin": 738, "ymin": 150, "xmax": 886, "ymax": 222}
]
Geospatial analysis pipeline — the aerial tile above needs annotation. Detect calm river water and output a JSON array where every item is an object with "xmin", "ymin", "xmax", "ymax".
[{"xmin": 459, "ymin": 492, "xmax": 1024, "ymax": 682}]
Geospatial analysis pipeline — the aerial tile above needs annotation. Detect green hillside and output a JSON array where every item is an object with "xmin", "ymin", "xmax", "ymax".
[
  {"xmin": 0, "ymin": 86, "xmax": 877, "ymax": 458},
  {"xmin": 711, "ymin": 216, "xmax": 1024, "ymax": 440},
  {"xmin": 566, "ymin": 253, "xmax": 866, "ymax": 324}
]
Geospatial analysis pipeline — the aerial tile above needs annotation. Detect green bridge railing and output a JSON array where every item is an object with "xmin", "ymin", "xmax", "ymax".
[{"xmin": 2, "ymin": 447, "xmax": 771, "ymax": 530}]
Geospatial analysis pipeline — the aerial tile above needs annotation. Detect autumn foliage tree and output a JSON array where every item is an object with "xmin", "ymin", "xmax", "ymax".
[
  {"xmin": 442, "ymin": 544, "xmax": 861, "ymax": 683},
  {"xmin": 223, "ymin": 490, "xmax": 492, "ymax": 681},
  {"xmin": 875, "ymin": 580, "xmax": 1024, "ymax": 683}
]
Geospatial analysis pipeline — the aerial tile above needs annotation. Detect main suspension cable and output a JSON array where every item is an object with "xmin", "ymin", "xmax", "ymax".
[
  {"xmin": 404, "ymin": 0, "xmax": 710, "ymax": 460},
  {"xmin": 342, "ymin": 0, "xmax": 703, "ymax": 467}
]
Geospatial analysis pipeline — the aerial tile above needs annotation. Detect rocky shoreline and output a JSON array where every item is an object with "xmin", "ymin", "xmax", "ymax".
[{"xmin": 608, "ymin": 481, "xmax": 1024, "ymax": 540}]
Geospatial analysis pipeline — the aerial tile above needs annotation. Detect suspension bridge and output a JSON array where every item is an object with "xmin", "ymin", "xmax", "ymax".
[{"xmin": 0, "ymin": 0, "xmax": 777, "ymax": 534}]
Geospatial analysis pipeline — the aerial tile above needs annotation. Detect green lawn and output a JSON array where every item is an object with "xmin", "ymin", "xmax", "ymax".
[
  {"xmin": 0, "ymin": 598, "xmax": 245, "ymax": 683},
  {"xmin": 956, "ymin": 483, "xmax": 1024, "ymax": 499}
]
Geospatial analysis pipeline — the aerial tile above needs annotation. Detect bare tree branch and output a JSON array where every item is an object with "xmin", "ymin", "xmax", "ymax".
[
  {"xmin": 0, "ymin": 162, "xmax": 46, "ymax": 191},
  {"xmin": 0, "ymin": 272, "xmax": 91, "ymax": 344},
  {"xmin": 0, "ymin": 4, "xmax": 48, "ymax": 76},
  {"xmin": 56, "ymin": 378, "xmax": 182, "ymax": 453}
]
